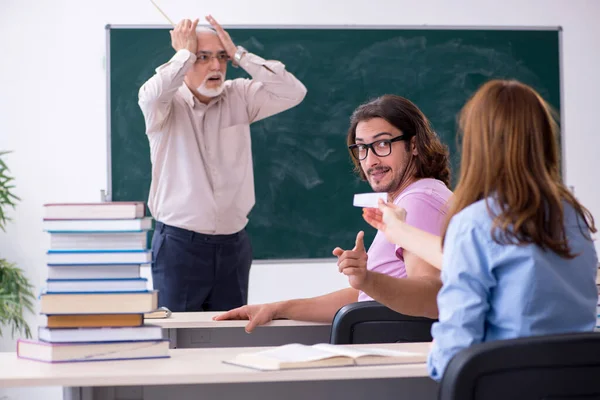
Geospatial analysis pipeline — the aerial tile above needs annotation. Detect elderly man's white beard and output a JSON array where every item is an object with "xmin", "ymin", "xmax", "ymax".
[{"xmin": 197, "ymin": 72, "xmax": 225, "ymax": 98}]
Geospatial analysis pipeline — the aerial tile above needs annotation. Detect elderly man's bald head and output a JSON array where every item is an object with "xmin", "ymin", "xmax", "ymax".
[
  {"xmin": 195, "ymin": 26, "xmax": 223, "ymax": 53},
  {"xmin": 196, "ymin": 26, "xmax": 218, "ymax": 37},
  {"xmin": 195, "ymin": 26, "xmax": 222, "ymax": 50}
]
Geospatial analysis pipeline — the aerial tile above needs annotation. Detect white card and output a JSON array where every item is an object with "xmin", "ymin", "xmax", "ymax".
[{"xmin": 353, "ymin": 192, "xmax": 387, "ymax": 208}]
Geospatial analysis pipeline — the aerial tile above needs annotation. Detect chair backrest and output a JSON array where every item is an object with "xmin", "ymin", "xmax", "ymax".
[
  {"xmin": 329, "ymin": 301, "xmax": 436, "ymax": 344},
  {"xmin": 439, "ymin": 332, "xmax": 600, "ymax": 400}
]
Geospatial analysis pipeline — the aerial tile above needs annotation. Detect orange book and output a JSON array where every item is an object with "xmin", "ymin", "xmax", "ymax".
[{"xmin": 44, "ymin": 314, "xmax": 144, "ymax": 328}]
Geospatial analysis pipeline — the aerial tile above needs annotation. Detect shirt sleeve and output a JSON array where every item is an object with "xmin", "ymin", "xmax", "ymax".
[
  {"xmin": 233, "ymin": 52, "xmax": 307, "ymax": 123},
  {"xmin": 426, "ymin": 215, "xmax": 496, "ymax": 381},
  {"xmin": 394, "ymin": 192, "xmax": 447, "ymax": 259},
  {"xmin": 138, "ymin": 49, "xmax": 196, "ymax": 134}
]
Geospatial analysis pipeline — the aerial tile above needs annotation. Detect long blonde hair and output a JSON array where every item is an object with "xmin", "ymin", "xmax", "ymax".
[{"xmin": 442, "ymin": 80, "xmax": 596, "ymax": 258}]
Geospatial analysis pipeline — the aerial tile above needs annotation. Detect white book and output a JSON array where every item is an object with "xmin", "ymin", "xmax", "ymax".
[
  {"xmin": 46, "ymin": 278, "xmax": 148, "ymax": 293},
  {"xmin": 44, "ymin": 202, "xmax": 145, "ymax": 220},
  {"xmin": 38, "ymin": 325, "xmax": 163, "ymax": 343},
  {"xmin": 47, "ymin": 250, "xmax": 152, "ymax": 265},
  {"xmin": 226, "ymin": 343, "xmax": 427, "ymax": 371},
  {"xmin": 50, "ymin": 232, "xmax": 147, "ymax": 250},
  {"xmin": 43, "ymin": 218, "xmax": 153, "ymax": 232},
  {"xmin": 40, "ymin": 291, "xmax": 158, "ymax": 315},
  {"xmin": 47, "ymin": 265, "xmax": 141, "ymax": 280}
]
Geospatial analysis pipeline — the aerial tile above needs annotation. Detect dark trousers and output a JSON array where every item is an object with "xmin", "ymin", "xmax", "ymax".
[{"xmin": 151, "ymin": 221, "xmax": 252, "ymax": 312}]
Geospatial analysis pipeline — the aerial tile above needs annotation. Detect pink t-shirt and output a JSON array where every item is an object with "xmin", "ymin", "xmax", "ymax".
[{"xmin": 358, "ymin": 178, "xmax": 452, "ymax": 302}]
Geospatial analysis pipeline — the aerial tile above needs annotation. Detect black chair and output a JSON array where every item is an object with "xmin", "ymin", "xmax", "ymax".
[
  {"xmin": 329, "ymin": 300, "xmax": 436, "ymax": 344},
  {"xmin": 439, "ymin": 332, "xmax": 600, "ymax": 400}
]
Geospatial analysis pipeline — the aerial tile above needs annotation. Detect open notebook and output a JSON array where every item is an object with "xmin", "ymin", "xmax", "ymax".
[{"xmin": 225, "ymin": 343, "xmax": 427, "ymax": 371}]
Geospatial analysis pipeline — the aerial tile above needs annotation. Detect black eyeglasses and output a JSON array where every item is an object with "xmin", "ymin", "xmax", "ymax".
[{"xmin": 348, "ymin": 135, "xmax": 410, "ymax": 161}]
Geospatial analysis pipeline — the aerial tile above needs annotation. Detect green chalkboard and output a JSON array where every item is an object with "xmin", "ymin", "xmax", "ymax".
[{"xmin": 107, "ymin": 26, "xmax": 561, "ymax": 259}]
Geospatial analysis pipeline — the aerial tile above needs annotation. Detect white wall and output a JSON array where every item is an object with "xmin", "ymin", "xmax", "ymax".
[{"xmin": 1, "ymin": 0, "xmax": 599, "ymax": 398}]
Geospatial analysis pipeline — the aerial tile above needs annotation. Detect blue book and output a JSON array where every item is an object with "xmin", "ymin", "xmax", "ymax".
[
  {"xmin": 17, "ymin": 339, "xmax": 169, "ymax": 363},
  {"xmin": 47, "ymin": 264, "xmax": 142, "ymax": 280},
  {"xmin": 38, "ymin": 325, "xmax": 163, "ymax": 343},
  {"xmin": 50, "ymin": 231, "xmax": 148, "ymax": 250},
  {"xmin": 43, "ymin": 217, "xmax": 153, "ymax": 232},
  {"xmin": 46, "ymin": 278, "xmax": 148, "ymax": 293}
]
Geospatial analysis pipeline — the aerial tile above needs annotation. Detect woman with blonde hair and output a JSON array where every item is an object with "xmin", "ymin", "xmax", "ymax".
[{"xmin": 364, "ymin": 79, "xmax": 598, "ymax": 381}]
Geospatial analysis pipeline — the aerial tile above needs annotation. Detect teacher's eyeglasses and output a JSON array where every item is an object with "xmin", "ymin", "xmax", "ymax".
[{"xmin": 195, "ymin": 51, "xmax": 230, "ymax": 64}]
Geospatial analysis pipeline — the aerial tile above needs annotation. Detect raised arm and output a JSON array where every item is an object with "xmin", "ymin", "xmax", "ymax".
[
  {"xmin": 206, "ymin": 15, "xmax": 307, "ymax": 123},
  {"xmin": 138, "ymin": 19, "xmax": 199, "ymax": 132},
  {"xmin": 363, "ymin": 200, "xmax": 444, "ymax": 270}
]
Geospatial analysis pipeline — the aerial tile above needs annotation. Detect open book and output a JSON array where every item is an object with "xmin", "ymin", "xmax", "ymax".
[
  {"xmin": 226, "ymin": 343, "xmax": 427, "ymax": 371},
  {"xmin": 144, "ymin": 306, "xmax": 172, "ymax": 319}
]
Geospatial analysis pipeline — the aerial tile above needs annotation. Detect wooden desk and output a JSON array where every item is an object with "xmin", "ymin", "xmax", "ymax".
[
  {"xmin": 0, "ymin": 343, "xmax": 438, "ymax": 400},
  {"xmin": 150, "ymin": 312, "xmax": 332, "ymax": 348}
]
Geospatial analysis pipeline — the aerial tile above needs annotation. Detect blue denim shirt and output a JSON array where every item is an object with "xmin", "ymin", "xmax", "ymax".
[{"xmin": 428, "ymin": 198, "xmax": 598, "ymax": 381}]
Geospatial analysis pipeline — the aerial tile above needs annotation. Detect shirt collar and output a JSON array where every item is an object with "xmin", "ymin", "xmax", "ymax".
[{"xmin": 178, "ymin": 83, "xmax": 197, "ymax": 108}]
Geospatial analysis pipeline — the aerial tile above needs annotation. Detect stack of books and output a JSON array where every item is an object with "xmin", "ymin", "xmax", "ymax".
[{"xmin": 17, "ymin": 202, "xmax": 169, "ymax": 363}]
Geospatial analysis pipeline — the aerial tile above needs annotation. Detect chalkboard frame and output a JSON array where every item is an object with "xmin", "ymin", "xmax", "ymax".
[{"xmin": 104, "ymin": 24, "xmax": 564, "ymax": 261}]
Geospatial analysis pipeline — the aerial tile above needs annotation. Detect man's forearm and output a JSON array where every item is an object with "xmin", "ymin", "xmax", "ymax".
[
  {"xmin": 238, "ymin": 52, "xmax": 307, "ymax": 121},
  {"xmin": 275, "ymin": 287, "xmax": 359, "ymax": 323},
  {"xmin": 139, "ymin": 50, "xmax": 195, "ymax": 108},
  {"xmin": 360, "ymin": 272, "xmax": 441, "ymax": 319},
  {"xmin": 240, "ymin": 53, "xmax": 306, "ymax": 95}
]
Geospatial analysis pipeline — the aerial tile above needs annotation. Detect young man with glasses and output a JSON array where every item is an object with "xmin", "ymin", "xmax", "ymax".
[
  {"xmin": 138, "ymin": 16, "xmax": 307, "ymax": 312},
  {"xmin": 216, "ymin": 95, "xmax": 453, "ymax": 331}
]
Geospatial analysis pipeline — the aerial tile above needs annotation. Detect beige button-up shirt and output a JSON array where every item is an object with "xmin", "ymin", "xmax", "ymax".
[{"xmin": 138, "ymin": 49, "xmax": 307, "ymax": 235}]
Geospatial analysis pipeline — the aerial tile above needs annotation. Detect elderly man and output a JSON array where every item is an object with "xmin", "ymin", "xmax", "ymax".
[{"xmin": 139, "ymin": 16, "xmax": 307, "ymax": 312}]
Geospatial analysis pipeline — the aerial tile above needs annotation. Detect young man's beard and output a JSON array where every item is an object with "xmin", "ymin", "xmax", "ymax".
[{"xmin": 369, "ymin": 155, "xmax": 415, "ymax": 195}]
